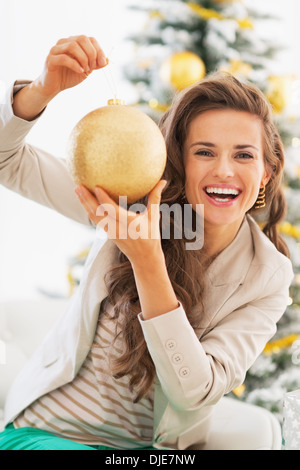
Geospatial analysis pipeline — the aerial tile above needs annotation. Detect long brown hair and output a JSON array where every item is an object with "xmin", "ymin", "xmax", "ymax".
[{"xmin": 101, "ymin": 72, "xmax": 289, "ymax": 401}]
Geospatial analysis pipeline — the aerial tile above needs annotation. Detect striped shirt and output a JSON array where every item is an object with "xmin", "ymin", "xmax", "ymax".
[{"xmin": 14, "ymin": 301, "xmax": 155, "ymax": 449}]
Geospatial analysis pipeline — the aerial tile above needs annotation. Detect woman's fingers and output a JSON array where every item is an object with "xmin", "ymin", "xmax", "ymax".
[
  {"xmin": 75, "ymin": 186, "xmax": 101, "ymax": 223},
  {"xmin": 89, "ymin": 37, "xmax": 108, "ymax": 68},
  {"xmin": 75, "ymin": 185, "xmax": 137, "ymax": 228},
  {"xmin": 50, "ymin": 42, "xmax": 90, "ymax": 73},
  {"xmin": 147, "ymin": 180, "xmax": 167, "ymax": 222},
  {"xmin": 68, "ymin": 35, "xmax": 107, "ymax": 71},
  {"xmin": 75, "ymin": 182, "xmax": 166, "ymax": 242},
  {"xmin": 75, "ymin": 183, "xmax": 167, "ymax": 264},
  {"xmin": 94, "ymin": 187, "xmax": 129, "ymax": 221},
  {"xmin": 47, "ymin": 53, "xmax": 85, "ymax": 75},
  {"xmin": 71, "ymin": 36, "xmax": 98, "ymax": 71},
  {"xmin": 50, "ymin": 36, "xmax": 107, "ymax": 74},
  {"xmin": 147, "ymin": 180, "xmax": 167, "ymax": 206}
]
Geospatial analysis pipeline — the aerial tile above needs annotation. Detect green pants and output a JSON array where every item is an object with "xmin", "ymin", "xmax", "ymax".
[{"xmin": 0, "ymin": 424, "xmax": 159, "ymax": 451}]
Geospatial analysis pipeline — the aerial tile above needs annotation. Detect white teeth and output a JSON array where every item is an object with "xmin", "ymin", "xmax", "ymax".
[{"xmin": 206, "ymin": 187, "xmax": 240, "ymax": 196}]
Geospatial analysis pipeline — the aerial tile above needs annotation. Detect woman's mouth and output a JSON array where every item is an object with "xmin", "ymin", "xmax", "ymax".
[{"xmin": 204, "ymin": 186, "xmax": 242, "ymax": 206}]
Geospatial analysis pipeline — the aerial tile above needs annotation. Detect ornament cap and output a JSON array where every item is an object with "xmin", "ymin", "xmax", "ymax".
[{"xmin": 107, "ymin": 99, "xmax": 125, "ymax": 106}]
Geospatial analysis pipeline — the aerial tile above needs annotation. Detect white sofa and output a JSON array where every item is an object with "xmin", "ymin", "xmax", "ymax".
[{"xmin": 0, "ymin": 298, "xmax": 282, "ymax": 450}]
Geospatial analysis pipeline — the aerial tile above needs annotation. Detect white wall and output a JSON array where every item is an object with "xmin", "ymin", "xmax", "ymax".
[
  {"xmin": 248, "ymin": 0, "xmax": 300, "ymax": 75},
  {"xmin": 0, "ymin": 0, "xmax": 299, "ymax": 301}
]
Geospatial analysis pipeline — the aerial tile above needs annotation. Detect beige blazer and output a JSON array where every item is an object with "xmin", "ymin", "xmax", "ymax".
[{"xmin": 0, "ymin": 82, "xmax": 294, "ymax": 450}]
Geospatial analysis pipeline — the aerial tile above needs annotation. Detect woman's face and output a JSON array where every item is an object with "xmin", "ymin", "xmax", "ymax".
[{"xmin": 184, "ymin": 108, "xmax": 270, "ymax": 233}]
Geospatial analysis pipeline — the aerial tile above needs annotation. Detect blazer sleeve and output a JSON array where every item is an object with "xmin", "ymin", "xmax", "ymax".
[
  {"xmin": 0, "ymin": 80, "xmax": 94, "ymax": 227},
  {"xmin": 138, "ymin": 258, "xmax": 294, "ymax": 411}
]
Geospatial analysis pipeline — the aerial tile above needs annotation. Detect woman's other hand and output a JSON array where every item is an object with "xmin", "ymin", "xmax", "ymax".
[
  {"xmin": 36, "ymin": 35, "xmax": 108, "ymax": 99},
  {"xmin": 75, "ymin": 181, "xmax": 167, "ymax": 266},
  {"xmin": 75, "ymin": 181, "xmax": 180, "ymax": 320},
  {"xmin": 12, "ymin": 35, "xmax": 108, "ymax": 121}
]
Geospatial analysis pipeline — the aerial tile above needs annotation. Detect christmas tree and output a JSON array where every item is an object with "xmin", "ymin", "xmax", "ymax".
[{"xmin": 122, "ymin": 0, "xmax": 300, "ymax": 423}]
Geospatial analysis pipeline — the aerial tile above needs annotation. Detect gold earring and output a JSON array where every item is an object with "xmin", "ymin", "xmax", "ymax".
[{"xmin": 254, "ymin": 185, "xmax": 266, "ymax": 209}]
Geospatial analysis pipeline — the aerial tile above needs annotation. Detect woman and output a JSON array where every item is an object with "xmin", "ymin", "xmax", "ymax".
[{"xmin": 0, "ymin": 36, "xmax": 294, "ymax": 450}]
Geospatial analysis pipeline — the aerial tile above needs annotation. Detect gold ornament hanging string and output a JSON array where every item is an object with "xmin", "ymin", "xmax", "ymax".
[
  {"xmin": 95, "ymin": 44, "xmax": 123, "ymax": 103},
  {"xmin": 83, "ymin": 45, "xmax": 121, "ymax": 103},
  {"xmin": 102, "ymin": 60, "xmax": 120, "ymax": 102}
]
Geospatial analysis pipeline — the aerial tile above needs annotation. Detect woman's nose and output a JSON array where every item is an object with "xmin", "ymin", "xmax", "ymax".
[{"xmin": 211, "ymin": 156, "xmax": 235, "ymax": 179}]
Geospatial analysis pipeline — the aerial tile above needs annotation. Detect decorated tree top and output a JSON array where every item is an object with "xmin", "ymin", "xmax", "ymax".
[{"xmin": 124, "ymin": 0, "xmax": 298, "ymax": 148}]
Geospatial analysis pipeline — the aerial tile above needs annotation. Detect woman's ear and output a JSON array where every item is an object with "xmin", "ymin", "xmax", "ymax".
[{"xmin": 262, "ymin": 165, "xmax": 272, "ymax": 187}]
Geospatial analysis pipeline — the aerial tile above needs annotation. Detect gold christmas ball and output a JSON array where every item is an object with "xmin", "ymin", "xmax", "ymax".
[
  {"xmin": 266, "ymin": 75, "xmax": 293, "ymax": 114},
  {"xmin": 67, "ymin": 101, "xmax": 167, "ymax": 204},
  {"xmin": 160, "ymin": 51, "xmax": 206, "ymax": 91},
  {"xmin": 221, "ymin": 59, "xmax": 252, "ymax": 79}
]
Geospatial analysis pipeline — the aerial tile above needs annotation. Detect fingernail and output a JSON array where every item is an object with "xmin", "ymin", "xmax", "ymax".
[
  {"xmin": 75, "ymin": 187, "xmax": 85, "ymax": 198},
  {"xmin": 96, "ymin": 205, "xmax": 105, "ymax": 217},
  {"xmin": 95, "ymin": 188, "xmax": 103, "ymax": 200},
  {"xmin": 98, "ymin": 56, "xmax": 108, "ymax": 67},
  {"xmin": 95, "ymin": 187, "xmax": 103, "ymax": 197}
]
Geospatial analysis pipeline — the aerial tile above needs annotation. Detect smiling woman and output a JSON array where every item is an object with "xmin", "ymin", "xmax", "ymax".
[
  {"xmin": 160, "ymin": 73, "xmax": 289, "ymax": 259},
  {"xmin": 0, "ymin": 39, "xmax": 294, "ymax": 450},
  {"xmin": 183, "ymin": 108, "xmax": 270, "ymax": 254}
]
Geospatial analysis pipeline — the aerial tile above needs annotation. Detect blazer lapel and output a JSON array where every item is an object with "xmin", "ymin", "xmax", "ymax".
[{"xmin": 73, "ymin": 237, "xmax": 118, "ymax": 372}]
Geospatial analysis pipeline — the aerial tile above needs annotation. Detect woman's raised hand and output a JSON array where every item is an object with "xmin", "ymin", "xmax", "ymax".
[
  {"xmin": 37, "ymin": 35, "xmax": 108, "ymax": 98},
  {"xmin": 13, "ymin": 35, "xmax": 108, "ymax": 121}
]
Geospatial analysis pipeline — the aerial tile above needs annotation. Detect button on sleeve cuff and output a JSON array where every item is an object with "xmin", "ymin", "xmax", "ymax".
[{"xmin": 138, "ymin": 303, "xmax": 212, "ymax": 411}]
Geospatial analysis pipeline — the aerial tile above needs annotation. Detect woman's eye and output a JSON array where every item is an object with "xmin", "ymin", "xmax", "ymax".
[
  {"xmin": 195, "ymin": 150, "xmax": 213, "ymax": 157},
  {"xmin": 236, "ymin": 153, "xmax": 253, "ymax": 159}
]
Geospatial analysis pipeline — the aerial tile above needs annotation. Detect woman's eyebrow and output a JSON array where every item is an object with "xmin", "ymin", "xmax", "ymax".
[
  {"xmin": 190, "ymin": 141, "xmax": 216, "ymax": 148},
  {"xmin": 234, "ymin": 144, "xmax": 259, "ymax": 151},
  {"xmin": 190, "ymin": 141, "xmax": 259, "ymax": 151}
]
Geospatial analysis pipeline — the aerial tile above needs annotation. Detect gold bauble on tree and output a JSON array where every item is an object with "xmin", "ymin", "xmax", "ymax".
[
  {"xmin": 160, "ymin": 51, "xmax": 206, "ymax": 91},
  {"xmin": 221, "ymin": 59, "xmax": 252, "ymax": 79},
  {"xmin": 266, "ymin": 75, "xmax": 293, "ymax": 114},
  {"xmin": 67, "ymin": 100, "xmax": 167, "ymax": 204}
]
